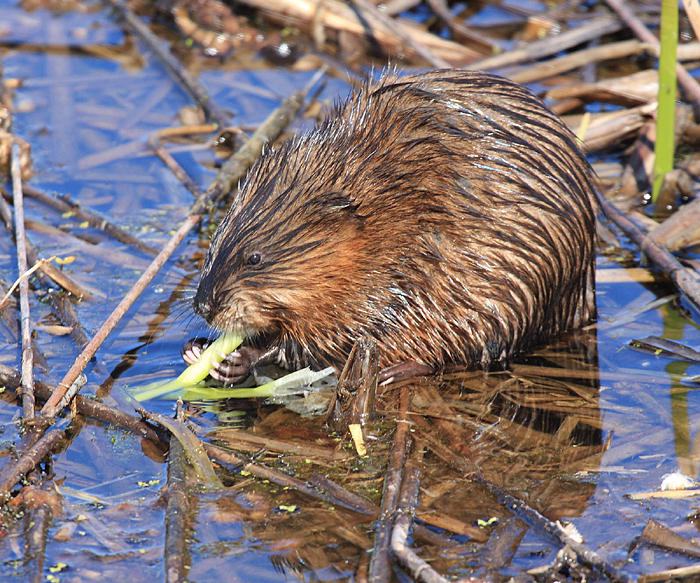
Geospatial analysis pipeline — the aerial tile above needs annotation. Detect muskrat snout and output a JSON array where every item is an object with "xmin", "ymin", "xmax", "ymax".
[{"xmin": 193, "ymin": 291, "xmax": 214, "ymax": 324}]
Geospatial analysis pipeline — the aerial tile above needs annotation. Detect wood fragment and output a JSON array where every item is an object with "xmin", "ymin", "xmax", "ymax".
[
  {"xmin": 236, "ymin": 0, "xmax": 478, "ymax": 64},
  {"xmin": 204, "ymin": 443, "xmax": 378, "ymax": 514},
  {"xmin": 25, "ymin": 500, "xmax": 53, "ymax": 583},
  {"xmin": 11, "ymin": 142, "xmax": 35, "ymax": 420},
  {"xmin": 350, "ymin": 0, "xmax": 449, "ymax": 68},
  {"xmin": 0, "ymin": 365, "xmax": 161, "ymax": 441},
  {"xmin": 390, "ymin": 442, "xmax": 450, "ymax": 583},
  {"xmin": 471, "ymin": 15, "xmax": 624, "ymax": 71},
  {"xmin": 0, "ymin": 186, "xmax": 93, "ymax": 300},
  {"xmin": 640, "ymin": 519, "xmax": 700, "ymax": 558}
]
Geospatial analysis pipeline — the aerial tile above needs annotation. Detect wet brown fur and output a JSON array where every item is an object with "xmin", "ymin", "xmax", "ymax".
[{"xmin": 194, "ymin": 70, "xmax": 597, "ymax": 370}]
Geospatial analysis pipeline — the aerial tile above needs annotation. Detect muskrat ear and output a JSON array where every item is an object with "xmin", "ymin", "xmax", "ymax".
[{"xmin": 323, "ymin": 192, "xmax": 359, "ymax": 216}]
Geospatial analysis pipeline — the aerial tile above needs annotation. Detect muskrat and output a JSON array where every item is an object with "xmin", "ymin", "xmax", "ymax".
[{"xmin": 189, "ymin": 70, "xmax": 597, "ymax": 382}]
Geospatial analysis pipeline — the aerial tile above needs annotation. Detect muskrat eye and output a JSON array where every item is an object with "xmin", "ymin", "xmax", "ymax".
[{"xmin": 247, "ymin": 253, "xmax": 262, "ymax": 266}]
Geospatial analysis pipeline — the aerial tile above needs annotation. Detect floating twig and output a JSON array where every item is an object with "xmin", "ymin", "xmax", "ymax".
[
  {"xmin": 350, "ymin": 0, "xmax": 449, "ymax": 68},
  {"xmin": 106, "ymin": 0, "xmax": 230, "ymax": 128},
  {"xmin": 390, "ymin": 442, "xmax": 454, "ymax": 583},
  {"xmin": 204, "ymin": 443, "xmax": 377, "ymax": 514},
  {"xmin": 0, "ymin": 429, "xmax": 65, "ymax": 502},
  {"xmin": 0, "ymin": 365, "xmax": 160, "ymax": 442},
  {"xmin": 0, "ymin": 186, "xmax": 93, "ymax": 300},
  {"xmin": 0, "ymin": 256, "xmax": 55, "ymax": 313}
]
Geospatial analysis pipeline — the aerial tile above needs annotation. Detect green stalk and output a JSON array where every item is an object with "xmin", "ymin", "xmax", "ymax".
[{"xmin": 652, "ymin": 0, "xmax": 679, "ymax": 201}]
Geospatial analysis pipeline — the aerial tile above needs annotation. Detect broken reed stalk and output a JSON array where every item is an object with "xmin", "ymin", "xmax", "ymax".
[
  {"xmin": 43, "ymin": 73, "xmax": 319, "ymax": 415},
  {"xmin": 164, "ymin": 403, "xmax": 191, "ymax": 583},
  {"xmin": 350, "ymin": 0, "xmax": 450, "ymax": 68},
  {"xmin": 106, "ymin": 0, "xmax": 229, "ymax": 129},
  {"xmin": 149, "ymin": 125, "xmax": 218, "ymax": 199},
  {"xmin": 22, "ymin": 185, "xmax": 160, "ymax": 256},
  {"xmin": 11, "ymin": 142, "xmax": 35, "ymax": 419},
  {"xmin": 604, "ymin": 0, "xmax": 700, "ymax": 107},
  {"xmin": 595, "ymin": 188, "xmax": 700, "ymax": 313},
  {"xmin": 0, "ymin": 430, "xmax": 65, "ymax": 502},
  {"xmin": 471, "ymin": 14, "xmax": 623, "ymax": 71},
  {"xmin": 368, "ymin": 386, "xmax": 411, "ymax": 583}
]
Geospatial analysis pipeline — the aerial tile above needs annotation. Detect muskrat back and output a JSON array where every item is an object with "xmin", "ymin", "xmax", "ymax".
[{"xmin": 194, "ymin": 70, "xmax": 597, "ymax": 371}]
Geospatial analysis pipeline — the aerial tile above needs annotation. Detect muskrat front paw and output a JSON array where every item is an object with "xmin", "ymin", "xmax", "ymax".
[
  {"xmin": 209, "ymin": 345, "xmax": 264, "ymax": 384},
  {"xmin": 181, "ymin": 337, "xmax": 211, "ymax": 366},
  {"xmin": 182, "ymin": 338, "xmax": 266, "ymax": 385}
]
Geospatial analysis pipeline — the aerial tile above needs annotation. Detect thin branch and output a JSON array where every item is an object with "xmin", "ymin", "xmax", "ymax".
[
  {"xmin": 164, "ymin": 402, "xmax": 191, "ymax": 583},
  {"xmin": 350, "ymin": 0, "xmax": 450, "ymax": 68}
]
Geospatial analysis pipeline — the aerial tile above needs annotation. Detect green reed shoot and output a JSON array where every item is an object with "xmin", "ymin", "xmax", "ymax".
[{"xmin": 652, "ymin": 0, "xmax": 679, "ymax": 201}]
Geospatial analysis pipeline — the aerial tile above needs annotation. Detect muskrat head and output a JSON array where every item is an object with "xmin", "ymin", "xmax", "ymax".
[{"xmin": 193, "ymin": 144, "xmax": 369, "ymax": 353}]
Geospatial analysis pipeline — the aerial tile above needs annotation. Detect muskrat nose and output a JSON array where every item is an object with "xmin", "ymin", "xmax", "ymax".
[{"xmin": 193, "ymin": 296, "xmax": 213, "ymax": 322}]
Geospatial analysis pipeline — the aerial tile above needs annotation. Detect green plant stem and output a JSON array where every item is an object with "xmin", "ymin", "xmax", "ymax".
[{"xmin": 652, "ymin": 0, "xmax": 678, "ymax": 201}]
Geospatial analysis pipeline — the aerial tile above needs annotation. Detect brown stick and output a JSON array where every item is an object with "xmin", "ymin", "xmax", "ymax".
[
  {"xmin": 11, "ymin": 142, "xmax": 35, "ymax": 419},
  {"xmin": 595, "ymin": 188, "xmax": 700, "ymax": 313},
  {"xmin": 0, "ymin": 430, "xmax": 65, "ymax": 502},
  {"xmin": 106, "ymin": 0, "xmax": 230, "ymax": 128},
  {"xmin": 26, "ymin": 502, "xmax": 53, "ymax": 583},
  {"xmin": 472, "ymin": 15, "xmax": 624, "ymax": 71},
  {"xmin": 204, "ymin": 443, "xmax": 377, "ymax": 514},
  {"xmin": 390, "ymin": 443, "xmax": 452, "ymax": 583},
  {"xmin": 368, "ymin": 386, "xmax": 411, "ymax": 583},
  {"xmin": 604, "ymin": 0, "xmax": 700, "ymax": 107}
]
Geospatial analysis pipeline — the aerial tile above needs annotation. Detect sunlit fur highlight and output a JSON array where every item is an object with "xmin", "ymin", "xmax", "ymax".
[{"xmin": 194, "ymin": 70, "xmax": 597, "ymax": 370}]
